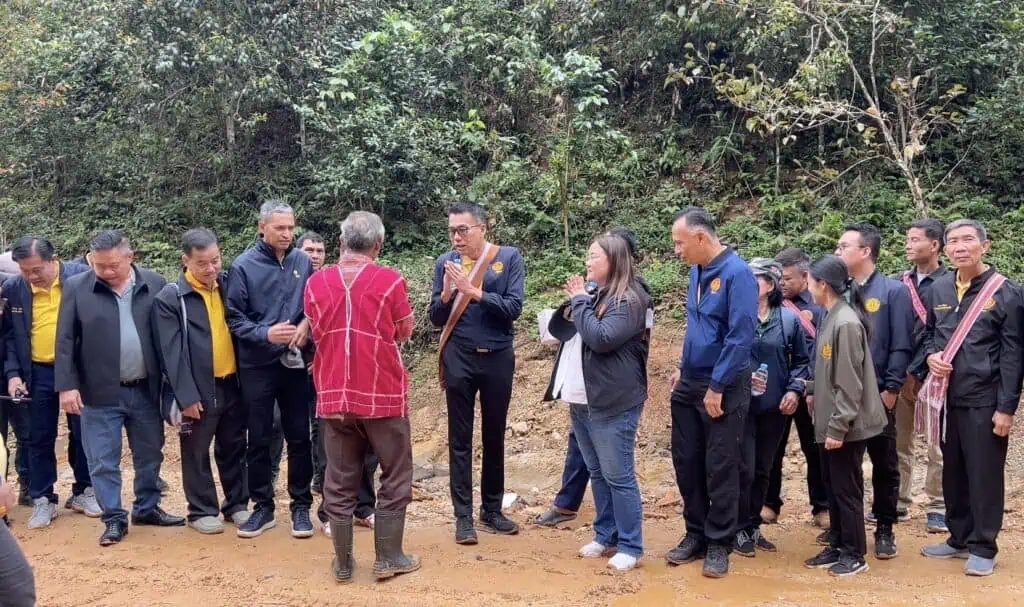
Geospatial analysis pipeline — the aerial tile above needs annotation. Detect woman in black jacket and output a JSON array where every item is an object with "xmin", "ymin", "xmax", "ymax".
[
  {"xmin": 562, "ymin": 233, "xmax": 649, "ymax": 572},
  {"xmin": 735, "ymin": 259, "xmax": 811, "ymax": 556}
]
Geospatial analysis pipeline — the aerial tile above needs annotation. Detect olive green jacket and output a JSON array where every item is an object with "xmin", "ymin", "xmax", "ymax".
[{"xmin": 806, "ymin": 301, "xmax": 887, "ymax": 443}]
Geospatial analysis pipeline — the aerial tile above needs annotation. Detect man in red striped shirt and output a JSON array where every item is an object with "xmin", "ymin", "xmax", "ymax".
[{"xmin": 304, "ymin": 211, "xmax": 419, "ymax": 583}]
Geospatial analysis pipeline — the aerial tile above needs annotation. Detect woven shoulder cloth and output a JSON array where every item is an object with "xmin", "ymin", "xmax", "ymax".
[
  {"xmin": 902, "ymin": 271, "xmax": 928, "ymax": 325},
  {"xmin": 915, "ymin": 272, "xmax": 1006, "ymax": 445},
  {"xmin": 437, "ymin": 243, "xmax": 500, "ymax": 389},
  {"xmin": 782, "ymin": 299, "xmax": 816, "ymax": 339}
]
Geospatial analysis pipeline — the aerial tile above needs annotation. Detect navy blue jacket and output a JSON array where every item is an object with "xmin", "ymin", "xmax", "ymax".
[
  {"xmin": 681, "ymin": 248, "xmax": 758, "ymax": 392},
  {"xmin": 750, "ymin": 306, "xmax": 811, "ymax": 415},
  {"xmin": 2, "ymin": 262, "xmax": 90, "ymax": 386},
  {"xmin": 859, "ymin": 270, "xmax": 915, "ymax": 393},
  {"xmin": 226, "ymin": 241, "xmax": 312, "ymax": 369},
  {"xmin": 429, "ymin": 246, "xmax": 525, "ymax": 351}
]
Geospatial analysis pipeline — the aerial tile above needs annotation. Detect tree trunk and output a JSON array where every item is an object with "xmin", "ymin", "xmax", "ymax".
[
  {"xmin": 225, "ymin": 112, "xmax": 235, "ymax": 148},
  {"xmin": 561, "ymin": 116, "xmax": 573, "ymax": 253},
  {"xmin": 907, "ymin": 174, "xmax": 927, "ymax": 217},
  {"xmin": 299, "ymin": 112, "xmax": 306, "ymax": 158},
  {"xmin": 774, "ymin": 134, "xmax": 782, "ymax": 195}
]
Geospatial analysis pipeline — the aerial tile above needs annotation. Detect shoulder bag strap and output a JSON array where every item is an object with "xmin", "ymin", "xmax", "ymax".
[
  {"xmin": 782, "ymin": 299, "xmax": 816, "ymax": 338},
  {"xmin": 437, "ymin": 243, "xmax": 501, "ymax": 388},
  {"xmin": 902, "ymin": 271, "xmax": 928, "ymax": 325}
]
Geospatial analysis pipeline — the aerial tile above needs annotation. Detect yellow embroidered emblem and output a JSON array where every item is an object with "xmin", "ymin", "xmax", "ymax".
[
  {"xmin": 865, "ymin": 298, "xmax": 881, "ymax": 313},
  {"xmin": 801, "ymin": 310, "xmax": 814, "ymax": 322},
  {"xmin": 982, "ymin": 298, "xmax": 996, "ymax": 312},
  {"xmin": 935, "ymin": 304, "xmax": 953, "ymax": 312},
  {"xmin": 821, "ymin": 343, "xmax": 833, "ymax": 360},
  {"xmin": 710, "ymin": 278, "xmax": 721, "ymax": 294},
  {"xmin": 491, "ymin": 261, "xmax": 504, "ymax": 274}
]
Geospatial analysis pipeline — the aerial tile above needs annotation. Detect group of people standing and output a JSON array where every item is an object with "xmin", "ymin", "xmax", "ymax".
[{"xmin": 0, "ymin": 201, "xmax": 1018, "ymax": 605}]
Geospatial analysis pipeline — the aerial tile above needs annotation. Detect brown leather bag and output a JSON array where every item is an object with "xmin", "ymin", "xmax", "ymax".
[{"xmin": 437, "ymin": 243, "xmax": 501, "ymax": 388}]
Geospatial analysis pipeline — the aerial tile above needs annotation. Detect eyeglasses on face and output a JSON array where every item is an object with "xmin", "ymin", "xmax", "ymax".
[{"xmin": 448, "ymin": 224, "xmax": 483, "ymax": 238}]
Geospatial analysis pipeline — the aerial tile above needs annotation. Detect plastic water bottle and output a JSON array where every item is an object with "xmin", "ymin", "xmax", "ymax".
[
  {"xmin": 584, "ymin": 280, "xmax": 599, "ymax": 295},
  {"xmin": 751, "ymin": 363, "xmax": 769, "ymax": 397}
]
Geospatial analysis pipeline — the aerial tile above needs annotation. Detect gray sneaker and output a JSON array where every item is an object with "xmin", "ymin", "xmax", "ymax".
[
  {"xmin": 229, "ymin": 510, "xmax": 252, "ymax": 526},
  {"xmin": 69, "ymin": 488, "xmax": 103, "ymax": 518},
  {"xmin": 965, "ymin": 554, "xmax": 995, "ymax": 576},
  {"xmin": 28, "ymin": 498, "xmax": 58, "ymax": 530},
  {"xmin": 921, "ymin": 542, "xmax": 969, "ymax": 559},
  {"xmin": 189, "ymin": 516, "xmax": 225, "ymax": 535}
]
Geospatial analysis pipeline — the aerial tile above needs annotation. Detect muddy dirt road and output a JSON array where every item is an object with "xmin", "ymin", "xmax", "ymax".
[{"xmin": 9, "ymin": 324, "xmax": 1024, "ymax": 605}]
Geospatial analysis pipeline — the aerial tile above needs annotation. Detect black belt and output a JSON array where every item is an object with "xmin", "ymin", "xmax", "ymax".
[
  {"xmin": 120, "ymin": 378, "xmax": 145, "ymax": 387},
  {"xmin": 31, "ymin": 361, "xmax": 54, "ymax": 368},
  {"xmin": 215, "ymin": 374, "xmax": 237, "ymax": 383}
]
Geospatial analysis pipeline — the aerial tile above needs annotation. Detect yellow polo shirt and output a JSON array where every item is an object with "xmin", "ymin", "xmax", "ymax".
[
  {"xmin": 30, "ymin": 273, "xmax": 61, "ymax": 363},
  {"xmin": 185, "ymin": 271, "xmax": 237, "ymax": 378},
  {"xmin": 956, "ymin": 276, "xmax": 971, "ymax": 302}
]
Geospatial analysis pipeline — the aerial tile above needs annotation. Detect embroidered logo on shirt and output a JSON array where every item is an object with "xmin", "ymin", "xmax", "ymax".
[
  {"xmin": 492, "ymin": 261, "xmax": 504, "ymax": 274},
  {"xmin": 935, "ymin": 304, "xmax": 953, "ymax": 312},
  {"xmin": 982, "ymin": 298, "xmax": 996, "ymax": 312},
  {"xmin": 293, "ymin": 270, "xmax": 300, "ymax": 279},
  {"xmin": 710, "ymin": 278, "xmax": 721, "ymax": 294},
  {"xmin": 865, "ymin": 298, "xmax": 881, "ymax": 313},
  {"xmin": 821, "ymin": 343, "xmax": 833, "ymax": 360}
]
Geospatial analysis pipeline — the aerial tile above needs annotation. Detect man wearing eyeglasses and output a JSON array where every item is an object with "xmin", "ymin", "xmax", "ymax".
[
  {"xmin": 835, "ymin": 223, "xmax": 915, "ymax": 561},
  {"xmin": 429, "ymin": 203, "xmax": 525, "ymax": 545}
]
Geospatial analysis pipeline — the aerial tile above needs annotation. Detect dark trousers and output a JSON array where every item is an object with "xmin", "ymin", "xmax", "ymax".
[
  {"xmin": 323, "ymin": 417, "xmax": 412, "ymax": 520},
  {"xmin": 309, "ymin": 376, "xmax": 325, "ymax": 481},
  {"xmin": 823, "ymin": 440, "xmax": 868, "ymax": 559},
  {"xmin": 943, "ymin": 406, "xmax": 1007, "ymax": 559},
  {"xmin": 738, "ymin": 409, "xmax": 788, "ymax": 532},
  {"xmin": 866, "ymin": 409, "xmax": 900, "ymax": 525},
  {"xmin": 0, "ymin": 522, "xmax": 35, "ymax": 607},
  {"xmin": 316, "ymin": 448, "xmax": 377, "ymax": 523},
  {"xmin": 180, "ymin": 377, "xmax": 248, "ymax": 521},
  {"xmin": 670, "ymin": 373, "xmax": 750, "ymax": 547},
  {"xmin": 553, "ymin": 429, "xmax": 590, "ymax": 512},
  {"xmin": 239, "ymin": 364, "xmax": 312, "ymax": 514},
  {"xmin": 766, "ymin": 398, "xmax": 828, "ymax": 515},
  {"xmin": 269, "ymin": 402, "xmax": 283, "ymax": 482},
  {"xmin": 0, "ymin": 400, "xmax": 29, "ymax": 482},
  {"xmin": 27, "ymin": 363, "xmax": 91, "ymax": 501},
  {"xmin": 443, "ymin": 344, "xmax": 514, "ymax": 518}
]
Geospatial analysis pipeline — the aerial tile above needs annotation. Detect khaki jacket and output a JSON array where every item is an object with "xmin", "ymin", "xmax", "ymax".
[{"xmin": 806, "ymin": 301, "xmax": 887, "ymax": 443}]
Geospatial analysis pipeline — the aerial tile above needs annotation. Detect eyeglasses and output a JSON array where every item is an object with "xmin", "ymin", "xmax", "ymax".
[
  {"xmin": 834, "ymin": 243, "xmax": 865, "ymax": 253},
  {"xmin": 448, "ymin": 224, "xmax": 483, "ymax": 238}
]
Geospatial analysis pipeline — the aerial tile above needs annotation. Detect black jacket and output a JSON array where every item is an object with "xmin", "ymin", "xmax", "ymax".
[
  {"xmin": 859, "ymin": 270, "xmax": 915, "ymax": 393},
  {"xmin": 923, "ymin": 267, "xmax": 1024, "ymax": 414},
  {"xmin": 899, "ymin": 265, "xmax": 950, "ymax": 380},
  {"xmin": 55, "ymin": 267, "xmax": 166, "ymax": 406},
  {"xmin": 2, "ymin": 261, "xmax": 90, "ymax": 386},
  {"xmin": 226, "ymin": 241, "xmax": 312, "ymax": 369},
  {"xmin": 565, "ymin": 285, "xmax": 649, "ymax": 419},
  {"xmin": 749, "ymin": 306, "xmax": 811, "ymax": 415},
  {"xmin": 153, "ymin": 273, "xmax": 238, "ymax": 410}
]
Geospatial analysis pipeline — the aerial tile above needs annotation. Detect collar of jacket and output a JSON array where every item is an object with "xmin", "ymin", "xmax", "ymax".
[
  {"xmin": 89, "ymin": 265, "xmax": 146, "ymax": 295},
  {"xmin": 905, "ymin": 263, "xmax": 949, "ymax": 283},
  {"xmin": 953, "ymin": 265, "xmax": 997, "ymax": 291},
  {"xmin": 698, "ymin": 246, "xmax": 735, "ymax": 272},
  {"xmin": 795, "ymin": 289, "xmax": 814, "ymax": 307},
  {"xmin": 175, "ymin": 272, "xmax": 227, "ymax": 297},
  {"xmin": 256, "ymin": 240, "xmax": 294, "ymax": 266}
]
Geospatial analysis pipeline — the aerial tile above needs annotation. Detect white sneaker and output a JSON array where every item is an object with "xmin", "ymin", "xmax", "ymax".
[
  {"xmin": 355, "ymin": 514, "xmax": 375, "ymax": 529},
  {"xmin": 69, "ymin": 488, "xmax": 103, "ymax": 518},
  {"xmin": 607, "ymin": 552, "xmax": 639, "ymax": 572},
  {"xmin": 229, "ymin": 510, "xmax": 251, "ymax": 526},
  {"xmin": 28, "ymin": 498, "xmax": 58, "ymax": 529},
  {"xmin": 579, "ymin": 542, "xmax": 612, "ymax": 558},
  {"xmin": 189, "ymin": 516, "xmax": 225, "ymax": 535},
  {"xmin": 323, "ymin": 522, "xmax": 332, "ymax": 537}
]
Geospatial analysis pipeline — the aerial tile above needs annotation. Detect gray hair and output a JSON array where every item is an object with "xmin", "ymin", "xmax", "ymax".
[
  {"xmin": 259, "ymin": 199, "xmax": 294, "ymax": 222},
  {"xmin": 674, "ymin": 206, "xmax": 718, "ymax": 237},
  {"xmin": 341, "ymin": 211, "xmax": 386, "ymax": 252},
  {"xmin": 945, "ymin": 219, "xmax": 988, "ymax": 242}
]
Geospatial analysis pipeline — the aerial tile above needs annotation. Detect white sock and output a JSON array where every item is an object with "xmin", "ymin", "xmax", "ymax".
[
  {"xmin": 579, "ymin": 542, "xmax": 609, "ymax": 558},
  {"xmin": 607, "ymin": 553, "xmax": 639, "ymax": 572}
]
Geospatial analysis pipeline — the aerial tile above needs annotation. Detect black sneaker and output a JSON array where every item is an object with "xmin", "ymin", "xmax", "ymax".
[
  {"xmin": 237, "ymin": 508, "xmax": 277, "ymax": 538},
  {"xmin": 666, "ymin": 534, "xmax": 706, "ymax": 565},
  {"xmin": 455, "ymin": 516, "xmax": 478, "ymax": 545},
  {"xmin": 875, "ymin": 525, "xmax": 898, "ymax": 560},
  {"xmin": 702, "ymin": 544, "xmax": 730, "ymax": 578},
  {"xmin": 734, "ymin": 530, "xmax": 756, "ymax": 558},
  {"xmin": 479, "ymin": 511, "xmax": 519, "ymax": 535},
  {"xmin": 830, "ymin": 554, "xmax": 870, "ymax": 577},
  {"xmin": 753, "ymin": 530, "xmax": 777, "ymax": 552},
  {"xmin": 805, "ymin": 547, "xmax": 841, "ymax": 569},
  {"xmin": 291, "ymin": 507, "xmax": 315, "ymax": 539},
  {"xmin": 815, "ymin": 528, "xmax": 834, "ymax": 547},
  {"xmin": 99, "ymin": 520, "xmax": 128, "ymax": 547}
]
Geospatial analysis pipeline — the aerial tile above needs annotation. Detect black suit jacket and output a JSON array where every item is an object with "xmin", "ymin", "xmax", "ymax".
[{"xmin": 55, "ymin": 266, "xmax": 166, "ymax": 406}]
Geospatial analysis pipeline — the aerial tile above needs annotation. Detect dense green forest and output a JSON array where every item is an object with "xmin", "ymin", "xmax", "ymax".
[{"xmin": 1, "ymin": 1, "xmax": 1022, "ymax": 344}]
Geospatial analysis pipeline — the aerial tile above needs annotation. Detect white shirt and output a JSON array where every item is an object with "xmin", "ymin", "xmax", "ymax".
[{"xmin": 553, "ymin": 334, "xmax": 587, "ymax": 405}]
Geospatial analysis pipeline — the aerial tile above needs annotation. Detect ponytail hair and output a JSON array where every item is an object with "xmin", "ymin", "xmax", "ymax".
[{"xmin": 809, "ymin": 255, "xmax": 872, "ymax": 342}]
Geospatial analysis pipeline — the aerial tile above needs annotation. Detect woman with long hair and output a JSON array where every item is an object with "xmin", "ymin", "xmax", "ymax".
[
  {"xmin": 735, "ymin": 258, "xmax": 810, "ymax": 557},
  {"xmin": 802, "ymin": 255, "xmax": 887, "ymax": 577},
  {"xmin": 561, "ymin": 233, "xmax": 649, "ymax": 572}
]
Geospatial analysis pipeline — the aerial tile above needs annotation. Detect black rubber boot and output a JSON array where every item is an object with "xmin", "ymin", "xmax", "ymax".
[
  {"xmin": 330, "ymin": 518, "xmax": 355, "ymax": 584},
  {"xmin": 373, "ymin": 509, "xmax": 422, "ymax": 581}
]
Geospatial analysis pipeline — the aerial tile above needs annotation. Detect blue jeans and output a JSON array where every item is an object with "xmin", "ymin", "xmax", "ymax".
[
  {"xmin": 80, "ymin": 384, "xmax": 164, "ymax": 523},
  {"xmin": 553, "ymin": 429, "xmax": 590, "ymax": 512},
  {"xmin": 27, "ymin": 364, "xmax": 91, "ymax": 501},
  {"xmin": 570, "ymin": 404, "xmax": 644, "ymax": 558}
]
